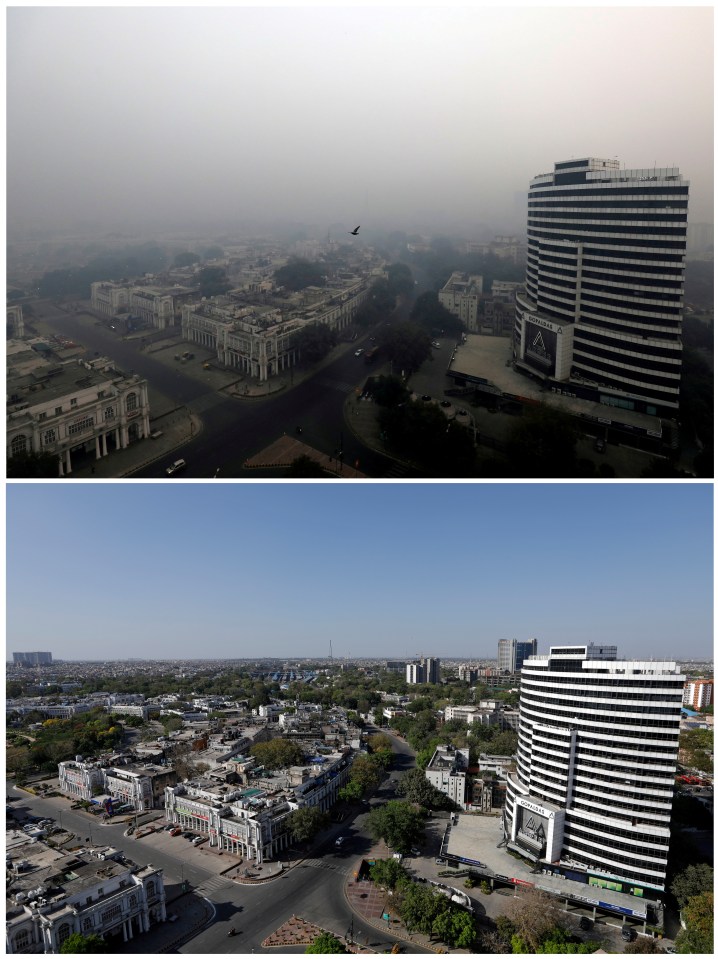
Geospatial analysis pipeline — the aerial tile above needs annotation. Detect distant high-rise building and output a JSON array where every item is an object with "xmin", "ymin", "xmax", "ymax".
[
  {"xmin": 514, "ymin": 158, "xmax": 689, "ymax": 415},
  {"xmin": 13, "ymin": 651, "xmax": 52, "ymax": 666},
  {"xmin": 497, "ymin": 638, "xmax": 537, "ymax": 674},
  {"xmin": 504, "ymin": 644, "xmax": 684, "ymax": 893},
  {"xmin": 406, "ymin": 657, "xmax": 441, "ymax": 685},
  {"xmin": 683, "ymin": 678, "xmax": 713, "ymax": 710}
]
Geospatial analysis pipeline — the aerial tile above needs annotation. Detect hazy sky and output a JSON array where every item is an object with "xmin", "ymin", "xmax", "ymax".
[
  {"xmin": 6, "ymin": 482, "xmax": 713, "ymax": 662},
  {"xmin": 6, "ymin": 4, "xmax": 714, "ymax": 237}
]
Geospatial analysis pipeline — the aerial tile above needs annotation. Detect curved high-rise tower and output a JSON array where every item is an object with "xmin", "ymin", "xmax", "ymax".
[
  {"xmin": 514, "ymin": 158, "xmax": 689, "ymax": 416},
  {"xmin": 504, "ymin": 644, "xmax": 684, "ymax": 893}
]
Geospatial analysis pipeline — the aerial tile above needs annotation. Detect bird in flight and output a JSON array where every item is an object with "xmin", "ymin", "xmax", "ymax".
[{"xmin": 348, "ymin": 226, "xmax": 360, "ymax": 235}]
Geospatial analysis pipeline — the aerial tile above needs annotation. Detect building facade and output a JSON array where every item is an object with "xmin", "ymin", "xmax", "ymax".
[
  {"xmin": 7, "ymin": 357, "xmax": 151, "ymax": 476},
  {"xmin": 425, "ymin": 745, "xmax": 469, "ymax": 807},
  {"xmin": 438, "ymin": 273, "xmax": 483, "ymax": 331},
  {"xmin": 497, "ymin": 638, "xmax": 538, "ymax": 674},
  {"xmin": 406, "ymin": 657, "xmax": 441, "ymax": 685},
  {"xmin": 514, "ymin": 158, "xmax": 689, "ymax": 415},
  {"xmin": 6, "ymin": 847, "xmax": 165, "ymax": 954},
  {"xmin": 683, "ymin": 679, "xmax": 713, "ymax": 710},
  {"xmin": 13, "ymin": 652, "xmax": 52, "ymax": 667},
  {"xmin": 503, "ymin": 644, "xmax": 684, "ymax": 894}
]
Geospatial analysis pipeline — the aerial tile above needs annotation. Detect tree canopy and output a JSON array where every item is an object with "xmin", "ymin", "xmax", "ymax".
[
  {"xmin": 670, "ymin": 863, "xmax": 714, "ymax": 909},
  {"xmin": 250, "ymin": 738, "xmax": 305, "ymax": 770},
  {"xmin": 286, "ymin": 806, "xmax": 329, "ymax": 844},
  {"xmin": 7, "ymin": 449, "xmax": 59, "ymax": 478},
  {"xmin": 396, "ymin": 767, "xmax": 455, "ymax": 809},
  {"xmin": 198, "ymin": 266, "xmax": 231, "ymax": 298},
  {"xmin": 305, "ymin": 932, "xmax": 346, "ymax": 953},
  {"xmin": 410, "ymin": 290, "xmax": 464, "ymax": 336},
  {"xmin": 366, "ymin": 799, "xmax": 426, "ymax": 854},
  {"xmin": 275, "ymin": 258, "xmax": 325, "ymax": 291},
  {"xmin": 295, "ymin": 321, "xmax": 337, "ymax": 364},
  {"xmin": 59, "ymin": 932, "xmax": 108, "ymax": 953},
  {"xmin": 675, "ymin": 891, "xmax": 713, "ymax": 954},
  {"xmin": 380, "ymin": 322, "xmax": 431, "ymax": 375}
]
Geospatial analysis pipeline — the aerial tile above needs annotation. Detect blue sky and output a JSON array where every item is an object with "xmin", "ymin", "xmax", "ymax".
[{"xmin": 6, "ymin": 483, "xmax": 714, "ymax": 663}]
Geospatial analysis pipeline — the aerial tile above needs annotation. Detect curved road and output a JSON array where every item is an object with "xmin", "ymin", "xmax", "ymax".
[
  {"xmin": 31, "ymin": 301, "xmax": 423, "ymax": 479},
  {"xmin": 7, "ymin": 733, "xmax": 425, "ymax": 954}
]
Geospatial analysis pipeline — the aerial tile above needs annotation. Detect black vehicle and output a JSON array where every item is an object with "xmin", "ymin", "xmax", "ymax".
[
  {"xmin": 621, "ymin": 927, "xmax": 635, "ymax": 942},
  {"xmin": 228, "ymin": 928, "xmax": 236, "ymax": 938},
  {"xmin": 579, "ymin": 916, "xmax": 592, "ymax": 931}
]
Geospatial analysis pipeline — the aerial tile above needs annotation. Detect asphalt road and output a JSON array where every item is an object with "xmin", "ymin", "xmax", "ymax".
[
  {"xmin": 7, "ymin": 733, "xmax": 428, "ymax": 954},
  {"xmin": 29, "ymin": 300, "xmax": 423, "ymax": 479}
]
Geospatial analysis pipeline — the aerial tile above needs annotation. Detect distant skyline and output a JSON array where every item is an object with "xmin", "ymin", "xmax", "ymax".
[
  {"xmin": 7, "ymin": 5, "xmax": 713, "ymax": 237},
  {"xmin": 6, "ymin": 483, "xmax": 714, "ymax": 662}
]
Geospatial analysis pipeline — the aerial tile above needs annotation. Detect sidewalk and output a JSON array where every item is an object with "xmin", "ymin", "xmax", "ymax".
[
  {"xmin": 344, "ymin": 843, "xmax": 452, "ymax": 954},
  {"xmin": 113, "ymin": 889, "xmax": 213, "ymax": 954},
  {"xmin": 67, "ymin": 408, "xmax": 201, "ymax": 478}
]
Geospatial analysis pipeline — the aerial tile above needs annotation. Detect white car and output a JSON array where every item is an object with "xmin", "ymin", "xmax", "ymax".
[
  {"xmin": 166, "ymin": 459, "xmax": 186, "ymax": 476},
  {"xmin": 354, "ymin": 348, "xmax": 364, "ymax": 357},
  {"xmin": 335, "ymin": 837, "xmax": 346, "ymax": 847}
]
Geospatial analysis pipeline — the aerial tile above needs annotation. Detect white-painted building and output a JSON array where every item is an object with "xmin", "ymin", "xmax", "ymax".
[
  {"xmin": 7, "ymin": 353, "xmax": 151, "ymax": 476},
  {"xmin": 504, "ymin": 644, "xmax": 684, "ymax": 893},
  {"xmin": 127, "ymin": 287, "xmax": 175, "ymax": 330},
  {"xmin": 425, "ymin": 745, "xmax": 469, "ymax": 807},
  {"xmin": 90, "ymin": 282, "xmax": 129, "ymax": 316},
  {"xmin": 438, "ymin": 273, "xmax": 483, "ymax": 331},
  {"xmin": 6, "ymin": 843, "xmax": 165, "ymax": 954}
]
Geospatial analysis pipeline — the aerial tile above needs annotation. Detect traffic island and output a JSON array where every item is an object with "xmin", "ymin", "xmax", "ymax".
[{"xmin": 262, "ymin": 916, "xmax": 374, "ymax": 954}]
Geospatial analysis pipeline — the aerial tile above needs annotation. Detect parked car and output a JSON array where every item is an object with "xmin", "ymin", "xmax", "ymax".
[
  {"xmin": 166, "ymin": 459, "xmax": 186, "ymax": 476},
  {"xmin": 621, "ymin": 927, "xmax": 636, "ymax": 942},
  {"xmin": 354, "ymin": 348, "xmax": 364, "ymax": 357},
  {"xmin": 170, "ymin": 827, "xmax": 182, "ymax": 836},
  {"xmin": 435, "ymin": 857, "xmax": 446, "ymax": 865},
  {"xmin": 579, "ymin": 916, "xmax": 593, "ymax": 931},
  {"xmin": 594, "ymin": 438, "xmax": 606, "ymax": 453},
  {"xmin": 335, "ymin": 837, "xmax": 346, "ymax": 847}
]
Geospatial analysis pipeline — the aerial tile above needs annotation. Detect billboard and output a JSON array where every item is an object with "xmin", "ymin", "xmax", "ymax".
[{"xmin": 524, "ymin": 320, "xmax": 558, "ymax": 376}]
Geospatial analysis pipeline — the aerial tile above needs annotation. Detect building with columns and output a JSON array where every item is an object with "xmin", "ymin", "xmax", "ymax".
[
  {"xmin": 58, "ymin": 759, "xmax": 177, "ymax": 811},
  {"xmin": 90, "ymin": 281, "xmax": 129, "ymax": 317},
  {"xmin": 164, "ymin": 749, "xmax": 353, "ymax": 863},
  {"xmin": 180, "ymin": 275, "xmax": 372, "ymax": 382},
  {"xmin": 7, "ymin": 304, "xmax": 25, "ymax": 338},
  {"xmin": 7, "ymin": 352, "xmax": 151, "ymax": 476},
  {"xmin": 6, "ymin": 839, "xmax": 166, "ymax": 954}
]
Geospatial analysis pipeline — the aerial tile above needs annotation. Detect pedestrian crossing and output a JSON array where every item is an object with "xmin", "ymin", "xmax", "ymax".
[
  {"xmin": 316, "ymin": 376, "xmax": 358, "ymax": 394},
  {"xmin": 301, "ymin": 857, "xmax": 353, "ymax": 876},
  {"xmin": 194, "ymin": 874, "xmax": 233, "ymax": 897}
]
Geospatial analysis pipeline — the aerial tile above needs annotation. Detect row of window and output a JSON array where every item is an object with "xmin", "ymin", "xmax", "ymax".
[
  {"xmin": 529, "ymin": 198, "xmax": 688, "ymax": 209},
  {"xmin": 581, "ymin": 271, "xmax": 682, "ymax": 290},
  {"xmin": 529, "ymin": 210, "xmax": 687, "ymax": 224},
  {"xmin": 530, "ymin": 185, "xmax": 689, "ymax": 199},
  {"xmin": 529, "ymin": 229, "xmax": 685, "ymax": 251},
  {"xmin": 520, "ymin": 703, "xmax": 681, "ymax": 733},
  {"xmin": 573, "ymin": 343, "xmax": 681, "ymax": 377},
  {"xmin": 532, "ymin": 242, "xmax": 685, "ymax": 265},
  {"xmin": 564, "ymin": 828, "xmax": 669, "ymax": 862},
  {"xmin": 521, "ymin": 692, "xmax": 683, "ymax": 714},
  {"xmin": 520, "ymin": 679, "xmax": 684, "ymax": 697},
  {"xmin": 576, "ymin": 316, "xmax": 680, "ymax": 342},
  {"xmin": 570, "ymin": 352, "xmax": 681, "ymax": 390}
]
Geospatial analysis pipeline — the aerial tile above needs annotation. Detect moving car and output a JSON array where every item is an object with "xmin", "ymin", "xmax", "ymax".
[
  {"xmin": 166, "ymin": 459, "xmax": 186, "ymax": 476},
  {"xmin": 335, "ymin": 837, "xmax": 346, "ymax": 847},
  {"xmin": 354, "ymin": 349, "xmax": 364, "ymax": 357}
]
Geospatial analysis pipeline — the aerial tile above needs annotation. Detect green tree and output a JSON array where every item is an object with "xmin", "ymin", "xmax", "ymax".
[
  {"xmin": 7, "ymin": 449, "xmax": 59, "ymax": 478},
  {"xmin": 505, "ymin": 405, "xmax": 579, "ymax": 478},
  {"xmin": 386, "ymin": 262, "xmax": 415, "ymax": 297},
  {"xmin": 347, "ymin": 754, "xmax": 383, "ymax": 791},
  {"xmin": 275, "ymin": 258, "xmax": 325, "ymax": 292},
  {"xmin": 286, "ymin": 455, "xmax": 329, "ymax": 478},
  {"xmin": 670, "ymin": 863, "xmax": 714, "ymax": 908},
  {"xmin": 250, "ymin": 738, "xmax": 305, "ymax": 770},
  {"xmin": 203, "ymin": 245, "xmax": 224, "ymax": 260},
  {"xmin": 506, "ymin": 887, "xmax": 563, "ymax": 953},
  {"xmin": 396, "ymin": 767, "xmax": 453, "ymax": 809},
  {"xmin": 366, "ymin": 800, "xmax": 426, "ymax": 854},
  {"xmin": 397, "ymin": 881, "xmax": 449, "ymax": 935},
  {"xmin": 173, "ymin": 251, "xmax": 200, "ymax": 267},
  {"xmin": 198, "ymin": 266, "xmax": 231, "ymax": 297},
  {"xmin": 380, "ymin": 322, "xmax": 431, "ymax": 375},
  {"xmin": 490, "ymin": 730, "xmax": 518, "ymax": 756},
  {"xmin": 304, "ymin": 932, "xmax": 346, "ymax": 953},
  {"xmin": 286, "ymin": 806, "xmax": 329, "ymax": 844},
  {"xmin": 410, "ymin": 290, "xmax": 464, "ymax": 336},
  {"xmin": 59, "ymin": 932, "xmax": 108, "ymax": 953},
  {"xmin": 369, "ymin": 857, "xmax": 409, "ymax": 891},
  {"xmin": 432, "ymin": 908, "xmax": 477, "ymax": 949},
  {"xmin": 675, "ymin": 891, "xmax": 713, "ymax": 954},
  {"xmin": 370, "ymin": 374, "xmax": 410, "ymax": 408},
  {"xmin": 295, "ymin": 321, "xmax": 337, "ymax": 364},
  {"xmin": 338, "ymin": 779, "xmax": 364, "ymax": 802}
]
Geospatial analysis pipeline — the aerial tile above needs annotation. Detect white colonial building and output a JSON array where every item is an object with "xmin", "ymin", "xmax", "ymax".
[
  {"xmin": 7, "ymin": 352, "xmax": 150, "ymax": 476},
  {"xmin": 6, "ymin": 842, "xmax": 166, "ymax": 954}
]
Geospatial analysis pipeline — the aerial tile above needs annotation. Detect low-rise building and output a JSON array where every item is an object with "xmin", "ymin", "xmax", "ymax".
[
  {"xmin": 7, "ymin": 350, "xmax": 150, "ymax": 476},
  {"xmin": 425, "ymin": 745, "xmax": 469, "ymax": 808},
  {"xmin": 164, "ymin": 749, "xmax": 353, "ymax": 862},
  {"xmin": 58, "ymin": 759, "xmax": 177, "ymax": 811},
  {"xmin": 6, "ymin": 836, "xmax": 166, "ymax": 954},
  {"xmin": 438, "ymin": 273, "xmax": 483, "ymax": 330},
  {"xmin": 683, "ymin": 679, "xmax": 713, "ymax": 710}
]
